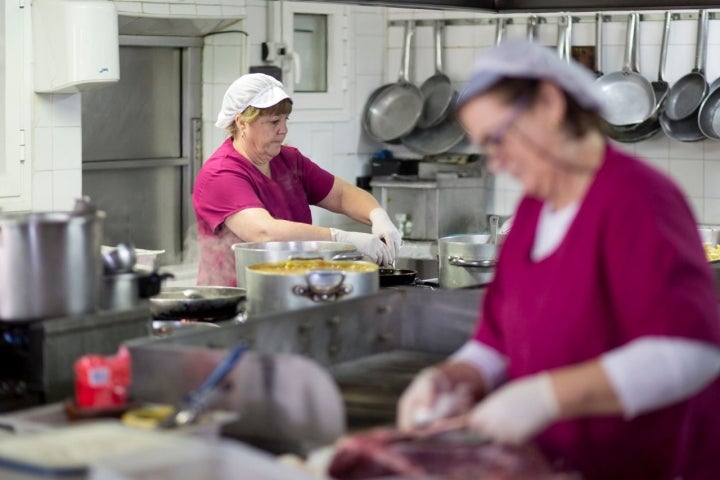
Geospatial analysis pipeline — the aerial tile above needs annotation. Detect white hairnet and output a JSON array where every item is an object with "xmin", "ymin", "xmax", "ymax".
[{"xmin": 215, "ymin": 73, "xmax": 291, "ymax": 129}]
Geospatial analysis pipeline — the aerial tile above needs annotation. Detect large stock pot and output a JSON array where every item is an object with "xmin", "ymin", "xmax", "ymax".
[
  {"xmin": 438, "ymin": 234, "xmax": 497, "ymax": 289},
  {"xmin": 245, "ymin": 259, "xmax": 379, "ymax": 316},
  {"xmin": 0, "ymin": 205, "xmax": 105, "ymax": 320},
  {"xmin": 231, "ymin": 241, "xmax": 358, "ymax": 289}
]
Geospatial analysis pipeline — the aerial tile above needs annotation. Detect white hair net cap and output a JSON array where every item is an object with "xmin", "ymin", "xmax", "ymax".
[
  {"xmin": 215, "ymin": 73, "xmax": 291, "ymax": 129},
  {"xmin": 456, "ymin": 40, "xmax": 605, "ymax": 115}
]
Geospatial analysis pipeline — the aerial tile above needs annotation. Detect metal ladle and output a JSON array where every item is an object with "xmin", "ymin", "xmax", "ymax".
[{"xmin": 487, "ymin": 215, "xmax": 500, "ymax": 245}]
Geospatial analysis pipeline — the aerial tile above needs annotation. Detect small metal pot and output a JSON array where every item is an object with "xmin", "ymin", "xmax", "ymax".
[
  {"xmin": 438, "ymin": 234, "xmax": 497, "ymax": 289},
  {"xmin": 245, "ymin": 260, "xmax": 379, "ymax": 316},
  {"xmin": 231, "ymin": 241, "xmax": 358, "ymax": 289}
]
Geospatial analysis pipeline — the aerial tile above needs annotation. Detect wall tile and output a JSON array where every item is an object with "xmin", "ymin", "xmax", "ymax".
[
  {"xmin": 669, "ymin": 138, "xmax": 705, "ymax": 159},
  {"xmin": 354, "ymin": 36, "xmax": 384, "ymax": 77},
  {"xmin": 703, "ymin": 140, "xmax": 720, "ymax": 159},
  {"xmin": 141, "ymin": 2, "xmax": 170, "ymax": 15},
  {"xmin": 32, "ymin": 172, "xmax": 54, "ymax": 211},
  {"xmin": 221, "ymin": 5, "xmax": 246, "ymax": 17},
  {"xmin": 641, "ymin": 156, "xmax": 669, "ymax": 174},
  {"xmin": 213, "ymin": 46, "xmax": 244, "ymax": 84},
  {"xmin": 668, "ymin": 158, "xmax": 703, "ymax": 197},
  {"xmin": 33, "ymin": 128, "xmax": 53, "ymax": 172},
  {"xmin": 114, "ymin": 1, "xmax": 143, "ymax": 14},
  {"xmin": 52, "ymin": 127, "xmax": 82, "ymax": 170},
  {"xmin": 196, "ymin": 5, "xmax": 223, "ymax": 16},
  {"xmin": 703, "ymin": 160, "xmax": 720, "ymax": 198},
  {"xmin": 33, "ymin": 95, "xmax": 54, "ymax": 128},
  {"xmin": 53, "ymin": 169, "xmax": 82, "ymax": 211},
  {"xmin": 53, "ymin": 94, "xmax": 81, "ymax": 127},
  {"xmin": 704, "ymin": 198, "xmax": 720, "ymax": 224},
  {"xmin": 687, "ymin": 196, "xmax": 704, "ymax": 222},
  {"xmin": 169, "ymin": 3, "xmax": 197, "ymax": 15},
  {"xmin": 635, "ymin": 132, "xmax": 670, "ymax": 159}
]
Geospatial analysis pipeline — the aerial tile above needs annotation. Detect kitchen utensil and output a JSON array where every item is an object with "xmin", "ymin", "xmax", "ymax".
[
  {"xmin": 101, "ymin": 266, "xmax": 174, "ymax": 311},
  {"xmin": 593, "ymin": 13, "xmax": 604, "ymax": 78},
  {"xmin": 160, "ymin": 343, "xmax": 248, "ymax": 429},
  {"xmin": 596, "ymin": 13, "xmax": 656, "ymax": 126},
  {"xmin": 611, "ymin": 12, "xmax": 668, "ymax": 143},
  {"xmin": 362, "ymin": 20, "xmax": 424, "ymax": 142},
  {"xmin": 416, "ymin": 20, "xmax": 454, "ymax": 129},
  {"xmin": 378, "ymin": 268, "xmax": 418, "ymax": 287},
  {"xmin": 245, "ymin": 260, "xmax": 379, "ymax": 316},
  {"xmin": 149, "ymin": 286, "xmax": 246, "ymax": 319},
  {"xmin": 526, "ymin": 15, "xmax": 539, "ymax": 42},
  {"xmin": 556, "ymin": 15, "xmax": 568, "ymax": 59},
  {"xmin": 698, "ymin": 80, "xmax": 720, "ymax": 139},
  {"xmin": 487, "ymin": 215, "xmax": 500, "ymax": 245},
  {"xmin": 0, "ymin": 200, "xmax": 105, "ymax": 321},
  {"xmin": 664, "ymin": 10, "xmax": 709, "ymax": 121},
  {"xmin": 232, "ymin": 241, "xmax": 357, "ymax": 289},
  {"xmin": 152, "ymin": 320, "xmax": 222, "ymax": 336},
  {"xmin": 400, "ymin": 115, "xmax": 466, "ymax": 155},
  {"xmin": 438, "ymin": 234, "xmax": 496, "ymax": 289}
]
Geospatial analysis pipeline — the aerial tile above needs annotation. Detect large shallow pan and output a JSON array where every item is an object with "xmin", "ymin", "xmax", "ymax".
[
  {"xmin": 595, "ymin": 13, "xmax": 655, "ymax": 126},
  {"xmin": 664, "ymin": 10, "xmax": 708, "ymax": 121},
  {"xmin": 611, "ymin": 12, "xmax": 670, "ymax": 143},
  {"xmin": 400, "ymin": 116, "xmax": 466, "ymax": 155},
  {"xmin": 378, "ymin": 268, "xmax": 417, "ymax": 287},
  {"xmin": 416, "ymin": 20, "xmax": 453, "ymax": 129},
  {"xmin": 362, "ymin": 20, "xmax": 423, "ymax": 143},
  {"xmin": 150, "ymin": 286, "xmax": 246, "ymax": 320},
  {"xmin": 698, "ymin": 77, "xmax": 720, "ymax": 139}
]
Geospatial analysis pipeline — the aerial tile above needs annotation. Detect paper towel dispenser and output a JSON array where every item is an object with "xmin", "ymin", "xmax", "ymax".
[{"xmin": 33, "ymin": 0, "xmax": 120, "ymax": 94}]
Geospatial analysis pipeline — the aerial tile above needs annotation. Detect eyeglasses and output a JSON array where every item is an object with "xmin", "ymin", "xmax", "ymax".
[{"xmin": 478, "ymin": 96, "xmax": 531, "ymax": 152}]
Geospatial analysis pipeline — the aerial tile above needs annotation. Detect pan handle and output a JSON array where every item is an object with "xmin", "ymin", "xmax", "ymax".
[
  {"xmin": 658, "ymin": 11, "xmax": 671, "ymax": 83},
  {"xmin": 448, "ymin": 256, "xmax": 495, "ymax": 269},
  {"xmin": 696, "ymin": 9, "xmax": 708, "ymax": 74},
  {"xmin": 495, "ymin": 17, "xmax": 506, "ymax": 47},
  {"xmin": 622, "ymin": 13, "xmax": 638, "ymax": 73},
  {"xmin": 595, "ymin": 13, "xmax": 603, "ymax": 75},
  {"xmin": 399, "ymin": 20, "xmax": 416, "ymax": 83},
  {"xmin": 434, "ymin": 20, "xmax": 445, "ymax": 74}
]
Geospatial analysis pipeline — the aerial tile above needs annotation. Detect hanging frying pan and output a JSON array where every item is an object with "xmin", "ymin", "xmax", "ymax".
[
  {"xmin": 663, "ymin": 10, "xmax": 708, "ymax": 121},
  {"xmin": 362, "ymin": 20, "xmax": 423, "ymax": 143},
  {"xmin": 416, "ymin": 20, "xmax": 454, "ymax": 129},
  {"xmin": 697, "ymin": 76, "xmax": 720, "ymax": 140},
  {"xmin": 593, "ymin": 13, "xmax": 604, "ymax": 78},
  {"xmin": 400, "ymin": 116, "xmax": 466, "ymax": 155},
  {"xmin": 595, "ymin": 13, "xmax": 656, "ymax": 127},
  {"xmin": 611, "ymin": 12, "xmax": 668, "ymax": 143}
]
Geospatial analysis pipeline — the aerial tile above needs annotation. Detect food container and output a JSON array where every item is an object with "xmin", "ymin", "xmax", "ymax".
[
  {"xmin": 231, "ymin": 241, "xmax": 358, "ymax": 289},
  {"xmin": 245, "ymin": 259, "xmax": 379, "ymax": 316},
  {"xmin": 438, "ymin": 234, "xmax": 497, "ymax": 289},
  {"xmin": 0, "ymin": 205, "xmax": 105, "ymax": 321}
]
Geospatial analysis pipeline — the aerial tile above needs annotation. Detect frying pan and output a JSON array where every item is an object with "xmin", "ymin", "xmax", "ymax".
[
  {"xmin": 150, "ymin": 286, "xmax": 246, "ymax": 319},
  {"xmin": 362, "ymin": 20, "xmax": 423, "ymax": 143},
  {"xmin": 378, "ymin": 268, "xmax": 417, "ymax": 287},
  {"xmin": 400, "ymin": 116, "xmax": 466, "ymax": 155},
  {"xmin": 416, "ymin": 20, "xmax": 454, "ymax": 129},
  {"xmin": 595, "ymin": 13, "xmax": 656, "ymax": 127},
  {"xmin": 611, "ymin": 12, "xmax": 670, "ymax": 143},
  {"xmin": 697, "ymin": 76, "xmax": 720, "ymax": 139},
  {"xmin": 664, "ymin": 10, "xmax": 708, "ymax": 121}
]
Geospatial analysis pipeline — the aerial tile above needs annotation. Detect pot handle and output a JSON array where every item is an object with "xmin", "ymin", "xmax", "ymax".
[
  {"xmin": 293, "ymin": 270, "xmax": 353, "ymax": 302},
  {"xmin": 448, "ymin": 256, "xmax": 496, "ymax": 269}
]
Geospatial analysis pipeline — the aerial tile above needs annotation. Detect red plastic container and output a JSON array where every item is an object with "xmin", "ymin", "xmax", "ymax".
[{"xmin": 74, "ymin": 346, "xmax": 131, "ymax": 408}]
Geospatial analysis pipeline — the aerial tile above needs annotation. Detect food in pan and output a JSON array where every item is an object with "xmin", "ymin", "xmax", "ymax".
[
  {"xmin": 703, "ymin": 242, "xmax": 720, "ymax": 262},
  {"xmin": 249, "ymin": 260, "xmax": 378, "ymax": 274}
]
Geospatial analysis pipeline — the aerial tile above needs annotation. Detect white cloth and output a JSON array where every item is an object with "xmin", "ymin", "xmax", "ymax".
[
  {"xmin": 215, "ymin": 73, "xmax": 291, "ymax": 129},
  {"xmin": 369, "ymin": 208, "xmax": 402, "ymax": 262},
  {"xmin": 531, "ymin": 201, "xmax": 579, "ymax": 261},
  {"xmin": 601, "ymin": 336, "xmax": 720, "ymax": 419},
  {"xmin": 469, "ymin": 372, "xmax": 559, "ymax": 445},
  {"xmin": 329, "ymin": 228, "xmax": 391, "ymax": 266},
  {"xmin": 450, "ymin": 340, "xmax": 508, "ymax": 391}
]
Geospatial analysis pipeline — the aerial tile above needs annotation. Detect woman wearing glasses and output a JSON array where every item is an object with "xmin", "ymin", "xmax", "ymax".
[{"xmin": 398, "ymin": 40, "xmax": 720, "ymax": 479}]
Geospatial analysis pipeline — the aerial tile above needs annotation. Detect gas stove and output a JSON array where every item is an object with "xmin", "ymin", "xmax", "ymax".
[{"xmin": 0, "ymin": 307, "xmax": 151, "ymax": 413}]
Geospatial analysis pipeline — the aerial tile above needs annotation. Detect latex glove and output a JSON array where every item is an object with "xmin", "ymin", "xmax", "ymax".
[
  {"xmin": 330, "ymin": 228, "xmax": 391, "ymax": 266},
  {"xmin": 369, "ymin": 208, "xmax": 402, "ymax": 262},
  {"xmin": 397, "ymin": 368, "xmax": 474, "ymax": 431},
  {"xmin": 468, "ymin": 373, "xmax": 559, "ymax": 445}
]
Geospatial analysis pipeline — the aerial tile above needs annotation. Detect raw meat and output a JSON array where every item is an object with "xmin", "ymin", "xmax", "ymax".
[{"xmin": 327, "ymin": 427, "xmax": 577, "ymax": 480}]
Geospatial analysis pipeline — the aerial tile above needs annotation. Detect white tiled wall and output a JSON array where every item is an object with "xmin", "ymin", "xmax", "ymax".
[
  {"xmin": 381, "ymin": 9, "xmax": 720, "ymax": 223},
  {"xmin": 24, "ymin": 2, "xmax": 720, "ymax": 229}
]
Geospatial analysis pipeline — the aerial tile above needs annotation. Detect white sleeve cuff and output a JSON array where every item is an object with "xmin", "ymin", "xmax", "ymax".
[
  {"xmin": 450, "ymin": 340, "xmax": 508, "ymax": 391},
  {"xmin": 601, "ymin": 336, "xmax": 720, "ymax": 419}
]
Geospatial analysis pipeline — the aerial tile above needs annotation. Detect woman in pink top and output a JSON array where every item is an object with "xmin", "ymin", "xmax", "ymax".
[
  {"xmin": 193, "ymin": 74, "xmax": 401, "ymax": 286},
  {"xmin": 398, "ymin": 41, "xmax": 720, "ymax": 479}
]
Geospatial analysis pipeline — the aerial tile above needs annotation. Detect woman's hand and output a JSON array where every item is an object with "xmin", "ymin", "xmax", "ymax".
[
  {"xmin": 468, "ymin": 372, "xmax": 559, "ymax": 445},
  {"xmin": 369, "ymin": 208, "xmax": 402, "ymax": 261},
  {"xmin": 330, "ymin": 228, "xmax": 391, "ymax": 265}
]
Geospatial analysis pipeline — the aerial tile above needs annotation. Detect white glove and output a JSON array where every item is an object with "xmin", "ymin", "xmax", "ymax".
[
  {"xmin": 330, "ymin": 228, "xmax": 391, "ymax": 266},
  {"xmin": 369, "ymin": 208, "xmax": 402, "ymax": 262},
  {"xmin": 397, "ymin": 368, "xmax": 474, "ymax": 431},
  {"xmin": 468, "ymin": 373, "xmax": 559, "ymax": 445}
]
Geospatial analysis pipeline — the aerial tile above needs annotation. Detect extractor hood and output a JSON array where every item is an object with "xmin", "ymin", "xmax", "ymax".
[{"xmin": 292, "ymin": 0, "xmax": 720, "ymax": 11}]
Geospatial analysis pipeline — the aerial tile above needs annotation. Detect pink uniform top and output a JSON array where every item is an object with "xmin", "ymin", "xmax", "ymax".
[
  {"xmin": 475, "ymin": 144, "xmax": 720, "ymax": 479},
  {"xmin": 192, "ymin": 139, "xmax": 335, "ymax": 286}
]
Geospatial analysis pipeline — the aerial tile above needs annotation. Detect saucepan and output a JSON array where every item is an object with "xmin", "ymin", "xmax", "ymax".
[{"xmin": 378, "ymin": 268, "xmax": 417, "ymax": 287}]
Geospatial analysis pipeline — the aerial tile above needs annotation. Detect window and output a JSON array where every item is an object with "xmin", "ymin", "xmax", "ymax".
[{"xmin": 282, "ymin": 2, "xmax": 349, "ymax": 121}]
